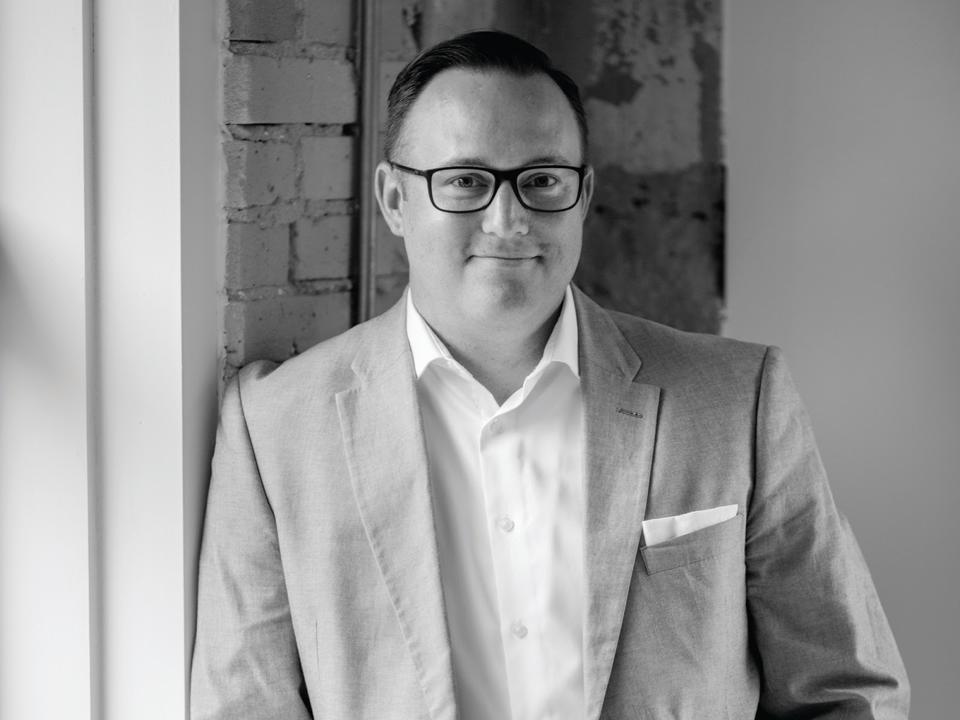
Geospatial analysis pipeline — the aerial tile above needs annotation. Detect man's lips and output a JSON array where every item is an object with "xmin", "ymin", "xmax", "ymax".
[{"xmin": 469, "ymin": 253, "xmax": 540, "ymax": 261}]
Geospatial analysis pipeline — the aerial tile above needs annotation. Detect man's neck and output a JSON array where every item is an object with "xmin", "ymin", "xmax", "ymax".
[{"xmin": 423, "ymin": 304, "xmax": 562, "ymax": 406}]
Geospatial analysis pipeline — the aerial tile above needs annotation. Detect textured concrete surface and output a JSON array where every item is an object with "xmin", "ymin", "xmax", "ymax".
[
  {"xmin": 224, "ymin": 292, "xmax": 353, "ymax": 367},
  {"xmin": 303, "ymin": 0, "xmax": 354, "ymax": 45},
  {"xmin": 577, "ymin": 0, "xmax": 724, "ymax": 332},
  {"xmin": 226, "ymin": 222, "xmax": 290, "ymax": 289},
  {"xmin": 302, "ymin": 136, "xmax": 355, "ymax": 199},
  {"xmin": 579, "ymin": 163, "xmax": 724, "ymax": 332},
  {"xmin": 572, "ymin": 0, "xmax": 723, "ymax": 333},
  {"xmin": 225, "ymin": 0, "xmax": 299, "ymax": 42},
  {"xmin": 294, "ymin": 215, "xmax": 353, "ymax": 280},
  {"xmin": 224, "ymin": 140, "xmax": 297, "ymax": 208},
  {"xmin": 223, "ymin": 53, "xmax": 357, "ymax": 124}
]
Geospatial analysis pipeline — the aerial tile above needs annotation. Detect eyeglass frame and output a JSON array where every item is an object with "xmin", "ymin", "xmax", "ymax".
[{"xmin": 388, "ymin": 161, "xmax": 589, "ymax": 214}]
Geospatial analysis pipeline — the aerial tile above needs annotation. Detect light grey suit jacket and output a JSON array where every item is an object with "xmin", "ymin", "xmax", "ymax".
[{"xmin": 191, "ymin": 287, "xmax": 908, "ymax": 719}]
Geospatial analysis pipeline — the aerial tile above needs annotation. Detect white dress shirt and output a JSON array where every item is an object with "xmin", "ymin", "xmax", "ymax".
[{"xmin": 406, "ymin": 287, "xmax": 585, "ymax": 720}]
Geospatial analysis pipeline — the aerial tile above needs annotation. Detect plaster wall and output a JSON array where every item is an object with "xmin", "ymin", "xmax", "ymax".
[
  {"xmin": 726, "ymin": 1, "xmax": 960, "ymax": 713},
  {"xmin": 0, "ymin": 1, "xmax": 92, "ymax": 716}
]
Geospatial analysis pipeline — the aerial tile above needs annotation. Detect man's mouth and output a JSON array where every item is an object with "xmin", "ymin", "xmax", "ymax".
[{"xmin": 470, "ymin": 254, "xmax": 539, "ymax": 261}]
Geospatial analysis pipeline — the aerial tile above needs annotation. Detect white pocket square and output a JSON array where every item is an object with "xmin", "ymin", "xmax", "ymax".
[{"xmin": 641, "ymin": 504, "xmax": 739, "ymax": 547}]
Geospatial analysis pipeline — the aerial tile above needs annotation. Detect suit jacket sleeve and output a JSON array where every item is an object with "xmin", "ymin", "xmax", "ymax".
[
  {"xmin": 746, "ymin": 346, "xmax": 909, "ymax": 718},
  {"xmin": 190, "ymin": 370, "xmax": 312, "ymax": 720}
]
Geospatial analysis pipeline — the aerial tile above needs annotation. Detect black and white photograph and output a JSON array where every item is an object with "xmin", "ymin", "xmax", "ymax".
[{"xmin": 1, "ymin": 1, "xmax": 957, "ymax": 718}]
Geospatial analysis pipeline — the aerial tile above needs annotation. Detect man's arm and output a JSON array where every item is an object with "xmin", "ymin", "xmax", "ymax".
[
  {"xmin": 746, "ymin": 347, "xmax": 909, "ymax": 718},
  {"xmin": 190, "ymin": 371, "xmax": 312, "ymax": 720}
]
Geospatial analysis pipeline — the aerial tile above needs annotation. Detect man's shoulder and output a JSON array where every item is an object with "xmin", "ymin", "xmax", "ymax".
[
  {"xmin": 593, "ymin": 303, "xmax": 770, "ymax": 391},
  {"xmin": 610, "ymin": 307, "xmax": 766, "ymax": 360},
  {"xmin": 232, "ymin": 299, "xmax": 407, "ymax": 406}
]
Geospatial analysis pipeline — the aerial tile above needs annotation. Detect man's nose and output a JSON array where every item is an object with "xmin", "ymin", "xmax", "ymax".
[{"xmin": 480, "ymin": 180, "xmax": 529, "ymax": 238}]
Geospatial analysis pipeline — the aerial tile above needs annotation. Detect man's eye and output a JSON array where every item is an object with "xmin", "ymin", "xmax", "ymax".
[
  {"xmin": 447, "ymin": 174, "xmax": 490, "ymax": 189},
  {"xmin": 523, "ymin": 173, "xmax": 559, "ymax": 189}
]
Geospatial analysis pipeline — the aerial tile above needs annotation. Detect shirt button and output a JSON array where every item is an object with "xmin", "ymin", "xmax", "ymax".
[
  {"xmin": 496, "ymin": 516, "xmax": 515, "ymax": 533},
  {"xmin": 510, "ymin": 621, "xmax": 528, "ymax": 639}
]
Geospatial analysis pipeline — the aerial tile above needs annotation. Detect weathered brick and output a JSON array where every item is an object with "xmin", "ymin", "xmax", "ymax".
[
  {"xmin": 224, "ymin": 292, "xmax": 352, "ymax": 366},
  {"xmin": 226, "ymin": 0, "xmax": 298, "ymax": 41},
  {"xmin": 224, "ymin": 140, "xmax": 296, "ymax": 208},
  {"xmin": 224, "ymin": 54, "xmax": 356, "ymax": 124},
  {"xmin": 294, "ymin": 215, "xmax": 352, "ymax": 280},
  {"xmin": 228, "ymin": 202, "xmax": 304, "ymax": 228},
  {"xmin": 303, "ymin": 0, "xmax": 353, "ymax": 45},
  {"xmin": 287, "ymin": 293, "xmax": 352, "ymax": 352},
  {"xmin": 302, "ymin": 136, "xmax": 354, "ymax": 199},
  {"xmin": 226, "ymin": 222, "xmax": 289, "ymax": 289},
  {"xmin": 380, "ymin": 60, "xmax": 407, "ymax": 124},
  {"xmin": 224, "ymin": 298, "xmax": 283, "ymax": 366}
]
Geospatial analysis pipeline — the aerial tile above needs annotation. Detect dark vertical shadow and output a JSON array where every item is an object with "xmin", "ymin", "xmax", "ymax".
[{"xmin": 83, "ymin": 0, "xmax": 104, "ymax": 713}]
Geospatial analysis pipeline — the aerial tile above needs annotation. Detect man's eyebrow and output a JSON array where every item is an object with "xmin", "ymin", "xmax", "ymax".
[
  {"xmin": 440, "ymin": 154, "xmax": 578, "ymax": 167},
  {"xmin": 521, "ymin": 155, "xmax": 578, "ymax": 166}
]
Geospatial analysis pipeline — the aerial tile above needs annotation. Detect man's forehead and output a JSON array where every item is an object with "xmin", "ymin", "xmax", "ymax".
[{"xmin": 396, "ymin": 68, "xmax": 583, "ymax": 166}]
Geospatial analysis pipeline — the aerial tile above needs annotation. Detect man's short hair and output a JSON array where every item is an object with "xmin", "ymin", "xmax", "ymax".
[{"xmin": 384, "ymin": 30, "xmax": 589, "ymax": 163}]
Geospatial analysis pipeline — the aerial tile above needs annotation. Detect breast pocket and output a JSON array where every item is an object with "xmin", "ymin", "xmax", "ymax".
[{"xmin": 639, "ymin": 511, "xmax": 744, "ymax": 575}]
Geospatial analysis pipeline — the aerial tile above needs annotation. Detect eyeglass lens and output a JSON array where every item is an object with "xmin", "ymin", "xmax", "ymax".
[{"xmin": 430, "ymin": 167, "xmax": 581, "ymax": 212}]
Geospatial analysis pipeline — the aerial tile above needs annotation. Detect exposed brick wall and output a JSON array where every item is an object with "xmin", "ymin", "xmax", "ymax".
[
  {"xmin": 222, "ymin": 0, "xmax": 357, "ymax": 378},
  {"xmin": 221, "ymin": 0, "xmax": 420, "ymax": 380}
]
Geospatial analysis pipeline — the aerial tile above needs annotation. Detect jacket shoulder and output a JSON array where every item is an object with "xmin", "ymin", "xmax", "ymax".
[
  {"xmin": 233, "ymin": 302, "xmax": 406, "ymax": 412},
  {"xmin": 605, "ymin": 309, "xmax": 771, "ymax": 392}
]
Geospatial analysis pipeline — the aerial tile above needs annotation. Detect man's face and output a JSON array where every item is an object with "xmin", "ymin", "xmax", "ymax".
[{"xmin": 376, "ymin": 68, "xmax": 593, "ymax": 335}]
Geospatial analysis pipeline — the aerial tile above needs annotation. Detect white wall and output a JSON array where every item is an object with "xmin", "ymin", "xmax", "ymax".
[
  {"xmin": 0, "ymin": 0, "xmax": 220, "ymax": 718},
  {"xmin": 726, "ymin": 1, "xmax": 960, "ymax": 715},
  {"xmin": 94, "ymin": 0, "xmax": 221, "ymax": 717},
  {"xmin": 0, "ymin": 1, "xmax": 93, "ymax": 717}
]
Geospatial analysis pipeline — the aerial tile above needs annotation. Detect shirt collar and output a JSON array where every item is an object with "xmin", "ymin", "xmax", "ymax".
[{"xmin": 405, "ymin": 285, "xmax": 580, "ymax": 381}]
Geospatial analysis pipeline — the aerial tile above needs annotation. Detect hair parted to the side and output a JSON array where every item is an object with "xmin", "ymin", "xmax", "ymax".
[{"xmin": 384, "ymin": 30, "xmax": 589, "ymax": 163}]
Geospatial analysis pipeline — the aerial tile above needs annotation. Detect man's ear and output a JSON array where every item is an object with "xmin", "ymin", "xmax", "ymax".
[
  {"xmin": 374, "ymin": 161, "xmax": 405, "ymax": 237},
  {"xmin": 579, "ymin": 165, "xmax": 595, "ymax": 219}
]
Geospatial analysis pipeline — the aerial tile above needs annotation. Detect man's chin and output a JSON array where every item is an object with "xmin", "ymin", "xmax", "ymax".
[{"xmin": 464, "ymin": 280, "xmax": 563, "ymax": 325}]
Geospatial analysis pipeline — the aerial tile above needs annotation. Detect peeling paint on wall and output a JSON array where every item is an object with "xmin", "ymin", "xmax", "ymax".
[
  {"xmin": 562, "ymin": 0, "xmax": 724, "ymax": 332},
  {"xmin": 584, "ymin": 0, "xmax": 708, "ymax": 173},
  {"xmin": 580, "ymin": 163, "xmax": 724, "ymax": 333}
]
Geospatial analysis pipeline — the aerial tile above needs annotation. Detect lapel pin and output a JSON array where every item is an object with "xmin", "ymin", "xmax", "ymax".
[{"xmin": 617, "ymin": 408, "xmax": 644, "ymax": 419}]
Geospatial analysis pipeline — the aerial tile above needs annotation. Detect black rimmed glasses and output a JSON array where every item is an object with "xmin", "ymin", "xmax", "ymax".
[{"xmin": 389, "ymin": 162, "xmax": 588, "ymax": 213}]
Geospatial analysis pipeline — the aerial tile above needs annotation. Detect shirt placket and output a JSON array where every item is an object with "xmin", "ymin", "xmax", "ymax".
[{"xmin": 478, "ymin": 397, "xmax": 546, "ymax": 720}]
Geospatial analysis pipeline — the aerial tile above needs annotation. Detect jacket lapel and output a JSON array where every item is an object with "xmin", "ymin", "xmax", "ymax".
[
  {"xmin": 574, "ymin": 289, "xmax": 661, "ymax": 720},
  {"xmin": 335, "ymin": 301, "xmax": 457, "ymax": 720}
]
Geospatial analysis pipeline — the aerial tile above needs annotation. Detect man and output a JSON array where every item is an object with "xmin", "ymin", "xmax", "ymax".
[{"xmin": 191, "ymin": 30, "xmax": 908, "ymax": 720}]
